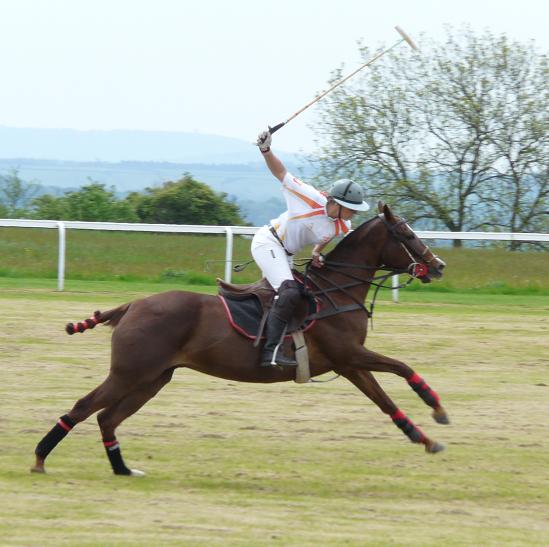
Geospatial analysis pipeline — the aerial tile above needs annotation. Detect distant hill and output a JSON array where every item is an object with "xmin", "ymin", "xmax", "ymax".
[
  {"xmin": 0, "ymin": 126, "xmax": 300, "ymax": 164},
  {"xmin": 0, "ymin": 126, "xmax": 317, "ymax": 224},
  {"xmin": 0, "ymin": 158, "xmax": 314, "ymax": 200}
]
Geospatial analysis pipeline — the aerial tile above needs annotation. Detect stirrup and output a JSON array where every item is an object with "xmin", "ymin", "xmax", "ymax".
[
  {"xmin": 260, "ymin": 344, "xmax": 297, "ymax": 367},
  {"xmin": 273, "ymin": 354, "xmax": 298, "ymax": 367},
  {"xmin": 260, "ymin": 318, "xmax": 297, "ymax": 367}
]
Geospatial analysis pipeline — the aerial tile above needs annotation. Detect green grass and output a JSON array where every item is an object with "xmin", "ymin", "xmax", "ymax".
[
  {"xmin": 2, "ymin": 277, "xmax": 548, "ymax": 311},
  {"xmin": 0, "ymin": 284, "xmax": 548, "ymax": 545},
  {"xmin": 1, "ymin": 227, "xmax": 548, "ymax": 294}
]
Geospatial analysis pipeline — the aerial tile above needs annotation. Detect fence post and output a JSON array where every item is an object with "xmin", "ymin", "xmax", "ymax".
[
  {"xmin": 392, "ymin": 274, "xmax": 399, "ymax": 303},
  {"xmin": 224, "ymin": 227, "xmax": 234, "ymax": 283},
  {"xmin": 57, "ymin": 221, "xmax": 66, "ymax": 291}
]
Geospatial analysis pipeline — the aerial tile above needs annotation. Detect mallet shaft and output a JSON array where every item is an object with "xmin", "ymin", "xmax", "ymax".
[{"xmin": 268, "ymin": 26, "xmax": 418, "ymax": 135}]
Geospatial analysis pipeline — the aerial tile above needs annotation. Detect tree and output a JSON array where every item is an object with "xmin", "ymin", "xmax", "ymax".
[
  {"xmin": 30, "ymin": 194, "xmax": 68, "ymax": 220},
  {"xmin": 484, "ymin": 40, "xmax": 549, "ymax": 246},
  {"xmin": 31, "ymin": 181, "xmax": 139, "ymax": 222},
  {"xmin": 0, "ymin": 169, "xmax": 41, "ymax": 217},
  {"xmin": 133, "ymin": 174, "xmax": 246, "ymax": 225},
  {"xmin": 312, "ymin": 27, "xmax": 548, "ymax": 246}
]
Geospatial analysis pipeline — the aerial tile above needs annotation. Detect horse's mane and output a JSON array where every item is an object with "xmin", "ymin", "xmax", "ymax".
[{"xmin": 325, "ymin": 215, "xmax": 378, "ymax": 259}]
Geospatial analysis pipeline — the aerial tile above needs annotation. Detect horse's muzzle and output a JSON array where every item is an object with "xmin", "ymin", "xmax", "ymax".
[
  {"xmin": 424, "ymin": 257, "xmax": 446, "ymax": 283},
  {"xmin": 415, "ymin": 257, "xmax": 446, "ymax": 283}
]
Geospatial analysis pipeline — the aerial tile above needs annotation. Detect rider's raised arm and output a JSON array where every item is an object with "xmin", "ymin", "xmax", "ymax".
[
  {"xmin": 261, "ymin": 149, "xmax": 287, "ymax": 182},
  {"xmin": 256, "ymin": 130, "xmax": 287, "ymax": 182}
]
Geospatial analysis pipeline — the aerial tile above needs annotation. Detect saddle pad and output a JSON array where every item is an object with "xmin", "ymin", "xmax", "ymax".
[{"xmin": 219, "ymin": 293, "xmax": 318, "ymax": 340}]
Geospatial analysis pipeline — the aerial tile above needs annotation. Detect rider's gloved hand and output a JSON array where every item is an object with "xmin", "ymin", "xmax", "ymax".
[
  {"xmin": 311, "ymin": 251, "xmax": 324, "ymax": 268},
  {"xmin": 256, "ymin": 130, "xmax": 272, "ymax": 153}
]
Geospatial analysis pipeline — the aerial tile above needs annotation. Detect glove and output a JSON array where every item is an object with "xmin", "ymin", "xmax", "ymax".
[
  {"xmin": 256, "ymin": 130, "xmax": 272, "ymax": 153},
  {"xmin": 311, "ymin": 251, "xmax": 325, "ymax": 268}
]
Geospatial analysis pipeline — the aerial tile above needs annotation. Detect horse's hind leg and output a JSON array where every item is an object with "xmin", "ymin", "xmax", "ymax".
[
  {"xmin": 31, "ymin": 375, "xmax": 130, "ymax": 474},
  {"xmin": 347, "ymin": 347, "xmax": 449, "ymax": 425},
  {"xmin": 341, "ymin": 369, "xmax": 445, "ymax": 454},
  {"xmin": 96, "ymin": 367, "xmax": 176, "ymax": 476}
]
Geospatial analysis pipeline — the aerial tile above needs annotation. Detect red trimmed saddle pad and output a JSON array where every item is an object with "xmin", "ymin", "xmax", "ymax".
[{"xmin": 218, "ymin": 278, "xmax": 318, "ymax": 341}]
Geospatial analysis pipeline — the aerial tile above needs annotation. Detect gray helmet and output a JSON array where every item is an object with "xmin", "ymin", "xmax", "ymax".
[{"xmin": 329, "ymin": 179, "xmax": 370, "ymax": 212}]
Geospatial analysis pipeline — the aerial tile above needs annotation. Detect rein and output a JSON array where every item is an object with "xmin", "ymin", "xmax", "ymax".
[
  {"xmin": 299, "ymin": 213, "xmax": 439, "ymax": 324},
  {"xmin": 302, "ymin": 259, "xmax": 414, "ymax": 326},
  {"xmin": 233, "ymin": 213, "xmax": 432, "ymax": 326}
]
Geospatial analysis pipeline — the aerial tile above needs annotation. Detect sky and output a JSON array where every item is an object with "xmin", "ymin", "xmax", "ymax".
[{"xmin": 0, "ymin": 0, "xmax": 547, "ymax": 155}]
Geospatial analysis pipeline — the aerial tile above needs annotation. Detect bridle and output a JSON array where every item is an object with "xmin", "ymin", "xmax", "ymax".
[{"xmin": 378, "ymin": 215, "xmax": 442, "ymax": 279}]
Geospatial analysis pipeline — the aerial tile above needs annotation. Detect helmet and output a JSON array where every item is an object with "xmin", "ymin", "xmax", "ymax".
[{"xmin": 329, "ymin": 179, "xmax": 370, "ymax": 212}]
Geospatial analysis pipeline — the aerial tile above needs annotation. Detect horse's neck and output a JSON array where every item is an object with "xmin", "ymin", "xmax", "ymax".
[
  {"xmin": 322, "ymin": 220, "xmax": 386, "ymax": 302},
  {"xmin": 327, "ymin": 218, "xmax": 385, "ymax": 269}
]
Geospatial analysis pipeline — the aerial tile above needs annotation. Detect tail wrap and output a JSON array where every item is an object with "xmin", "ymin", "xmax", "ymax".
[
  {"xmin": 66, "ymin": 311, "xmax": 100, "ymax": 335},
  {"xmin": 65, "ymin": 303, "xmax": 130, "ymax": 335}
]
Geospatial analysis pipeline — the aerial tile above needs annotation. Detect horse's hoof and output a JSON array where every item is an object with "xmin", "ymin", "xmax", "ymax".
[
  {"xmin": 30, "ymin": 458, "xmax": 46, "ymax": 474},
  {"xmin": 130, "ymin": 468, "xmax": 146, "ymax": 477},
  {"xmin": 425, "ymin": 441, "xmax": 446, "ymax": 454},
  {"xmin": 30, "ymin": 466, "xmax": 45, "ymax": 474},
  {"xmin": 30, "ymin": 465, "xmax": 46, "ymax": 474},
  {"xmin": 432, "ymin": 407, "xmax": 450, "ymax": 425}
]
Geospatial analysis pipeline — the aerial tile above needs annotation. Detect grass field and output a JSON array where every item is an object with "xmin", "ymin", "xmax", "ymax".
[
  {"xmin": 1, "ymin": 227, "xmax": 548, "ymax": 293},
  {"xmin": 0, "ymin": 280, "xmax": 548, "ymax": 546}
]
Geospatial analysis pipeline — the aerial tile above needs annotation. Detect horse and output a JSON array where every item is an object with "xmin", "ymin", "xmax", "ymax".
[{"xmin": 31, "ymin": 202, "xmax": 448, "ymax": 476}]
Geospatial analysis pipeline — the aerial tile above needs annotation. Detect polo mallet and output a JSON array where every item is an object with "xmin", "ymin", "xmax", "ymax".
[{"xmin": 268, "ymin": 26, "xmax": 418, "ymax": 135}]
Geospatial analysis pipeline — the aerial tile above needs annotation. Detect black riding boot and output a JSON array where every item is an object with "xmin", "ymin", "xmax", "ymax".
[
  {"xmin": 260, "ymin": 311, "xmax": 297, "ymax": 367},
  {"xmin": 260, "ymin": 280, "xmax": 301, "ymax": 367}
]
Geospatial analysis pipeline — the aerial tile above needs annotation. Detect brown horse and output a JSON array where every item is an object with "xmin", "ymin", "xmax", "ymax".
[{"xmin": 31, "ymin": 203, "xmax": 448, "ymax": 476}]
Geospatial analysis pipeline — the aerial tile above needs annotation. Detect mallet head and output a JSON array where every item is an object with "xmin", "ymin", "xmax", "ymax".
[{"xmin": 395, "ymin": 26, "xmax": 419, "ymax": 51}]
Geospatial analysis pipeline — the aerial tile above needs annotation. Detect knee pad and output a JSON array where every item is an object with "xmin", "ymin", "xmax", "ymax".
[{"xmin": 277, "ymin": 280, "xmax": 301, "ymax": 308}]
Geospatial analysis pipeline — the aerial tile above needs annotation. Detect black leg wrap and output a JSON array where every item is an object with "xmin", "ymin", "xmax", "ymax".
[
  {"xmin": 35, "ymin": 414, "xmax": 75, "ymax": 459},
  {"xmin": 411, "ymin": 387, "xmax": 438, "ymax": 407},
  {"xmin": 407, "ymin": 373, "xmax": 440, "ymax": 408},
  {"xmin": 104, "ymin": 440, "xmax": 132, "ymax": 475},
  {"xmin": 392, "ymin": 411, "xmax": 425, "ymax": 443}
]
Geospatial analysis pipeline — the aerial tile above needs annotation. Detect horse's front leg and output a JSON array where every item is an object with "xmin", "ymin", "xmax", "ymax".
[
  {"xmin": 340, "ymin": 368, "xmax": 445, "ymax": 454},
  {"xmin": 341, "ymin": 346, "xmax": 449, "ymax": 425}
]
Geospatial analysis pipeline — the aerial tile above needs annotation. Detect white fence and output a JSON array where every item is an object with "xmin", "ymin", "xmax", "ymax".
[{"xmin": 1, "ymin": 219, "xmax": 548, "ymax": 298}]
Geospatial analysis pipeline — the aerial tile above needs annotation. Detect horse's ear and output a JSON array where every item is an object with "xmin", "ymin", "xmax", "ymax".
[
  {"xmin": 377, "ymin": 200, "xmax": 385, "ymax": 213},
  {"xmin": 382, "ymin": 203, "xmax": 396, "ymax": 222}
]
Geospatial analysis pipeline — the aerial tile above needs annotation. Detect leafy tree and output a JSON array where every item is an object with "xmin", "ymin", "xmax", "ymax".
[
  {"xmin": 30, "ymin": 194, "xmax": 68, "ymax": 219},
  {"xmin": 133, "ymin": 174, "xmax": 246, "ymax": 225},
  {"xmin": 483, "ymin": 43, "xmax": 549, "ymax": 246},
  {"xmin": 312, "ymin": 27, "xmax": 548, "ymax": 246},
  {"xmin": 0, "ymin": 169, "xmax": 41, "ymax": 217},
  {"xmin": 31, "ymin": 181, "xmax": 138, "ymax": 222}
]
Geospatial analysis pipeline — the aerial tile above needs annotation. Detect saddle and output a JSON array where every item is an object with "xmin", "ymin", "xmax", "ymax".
[{"xmin": 217, "ymin": 273, "xmax": 318, "ymax": 342}]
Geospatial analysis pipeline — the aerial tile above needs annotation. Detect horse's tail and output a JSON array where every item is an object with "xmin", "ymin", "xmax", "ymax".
[{"xmin": 65, "ymin": 303, "xmax": 131, "ymax": 335}]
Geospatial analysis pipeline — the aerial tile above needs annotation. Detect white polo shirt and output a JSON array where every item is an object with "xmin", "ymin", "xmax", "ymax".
[{"xmin": 269, "ymin": 172, "xmax": 351, "ymax": 255}]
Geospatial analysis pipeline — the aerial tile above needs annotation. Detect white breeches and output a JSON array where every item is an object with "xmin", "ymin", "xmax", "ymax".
[{"xmin": 251, "ymin": 226, "xmax": 294, "ymax": 291}]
